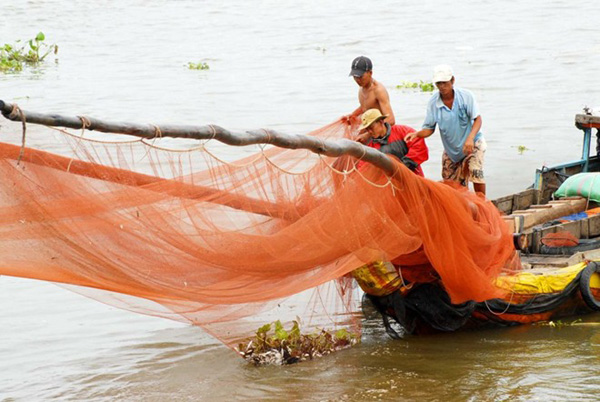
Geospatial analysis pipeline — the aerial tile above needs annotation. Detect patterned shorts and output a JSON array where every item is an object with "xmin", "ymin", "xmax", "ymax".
[{"xmin": 441, "ymin": 137, "xmax": 486, "ymax": 185}]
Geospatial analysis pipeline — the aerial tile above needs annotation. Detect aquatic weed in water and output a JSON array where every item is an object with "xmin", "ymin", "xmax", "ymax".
[
  {"xmin": 187, "ymin": 62, "xmax": 210, "ymax": 70},
  {"xmin": 237, "ymin": 320, "xmax": 359, "ymax": 365},
  {"xmin": 0, "ymin": 32, "xmax": 58, "ymax": 73},
  {"xmin": 396, "ymin": 80, "xmax": 434, "ymax": 92}
]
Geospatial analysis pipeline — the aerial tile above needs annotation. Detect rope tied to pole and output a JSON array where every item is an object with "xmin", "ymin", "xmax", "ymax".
[
  {"xmin": 66, "ymin": 116, "xmax": 91, "ymax": 172},
  {"xmin": 151, "ymin": 124, "xmax": 163, "ymax": 140},
  {"xmin": 11, "ymin": 105, "xmax": 27, "ymax": 167}
]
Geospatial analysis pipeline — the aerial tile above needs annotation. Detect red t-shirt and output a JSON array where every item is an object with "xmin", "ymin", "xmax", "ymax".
[{"xmin": 361, "ymin": 124, "xmax": 429, "ymax": 176}]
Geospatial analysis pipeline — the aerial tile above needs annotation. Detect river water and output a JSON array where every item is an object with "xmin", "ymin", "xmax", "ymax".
[{"xmin": 1, "ymin": 1, "xmax": 600, "ymax": 400}]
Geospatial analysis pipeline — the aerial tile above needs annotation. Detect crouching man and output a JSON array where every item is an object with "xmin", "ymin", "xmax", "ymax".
[{"xmin": 357, "ymin": 108, "xmax": 429, "ymax": 176}]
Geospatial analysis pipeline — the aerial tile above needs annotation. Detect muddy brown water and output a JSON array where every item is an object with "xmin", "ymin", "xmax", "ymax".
[{"xmin": 1, "ymin": 1, "xmax": 600, "ymax": 400}]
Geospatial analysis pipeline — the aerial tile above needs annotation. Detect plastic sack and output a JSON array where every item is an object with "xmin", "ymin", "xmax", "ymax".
[{"xmin": 554, "ymin": 173, "xmax": 600, "ymax": 202}]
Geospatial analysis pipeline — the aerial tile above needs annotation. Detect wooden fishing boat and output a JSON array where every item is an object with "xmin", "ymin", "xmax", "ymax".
[{"xmin": 359, "ymin": 112, "xmax": 600, "ymax": 338}]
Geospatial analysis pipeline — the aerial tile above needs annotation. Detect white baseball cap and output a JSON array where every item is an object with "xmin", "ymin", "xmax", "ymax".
[{"xmin": 433, "ymin": 64, "xmax": 454, "ymax": 83}]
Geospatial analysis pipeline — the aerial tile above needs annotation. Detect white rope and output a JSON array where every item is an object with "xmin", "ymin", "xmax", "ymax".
[
  {"xmin": 12, "ymin": 105, "xmax": 27, "ymax": 167},
  {"xmin": 66, "ymin": 116, "xmax": 91, "ymax": 172},
  {"xmin": 45, "ymin": 124, "xmax": 399, "ymax": 191},
  {"xmin": 483, "ymin": 286, "xmax": 516, "ymax": 316}
]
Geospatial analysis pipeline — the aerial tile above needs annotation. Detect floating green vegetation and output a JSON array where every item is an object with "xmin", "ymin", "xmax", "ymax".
[
  {"xmin": 237, "ymin": 320, "xmax": 359, "ymax": 365},
  {"xmin": 513, "ymin": 145, "xmax": 531, "ymax": 155},
  {"xmin": 396, "ymin": 80, "xmax": 435, "ymax": 92},
  {"xmin": 187, "ymin": 62, "xmax": 210, "ymax": 70},
  {"xmin": 0, "ymin": 32, "xmax": 58, "ymax": 73},
  {"xmin": 537, "ymin": 318, "xmax": 583, "ymax": 328}
]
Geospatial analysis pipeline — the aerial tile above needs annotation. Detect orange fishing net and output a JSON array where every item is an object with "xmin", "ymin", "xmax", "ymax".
[
  {"xmin": 0, "ymin": 116, "xmax": 519, "ymax": 347},
  {"xmin": 541, "ymin": 232, "xmax": 579, "ymax": 247}
]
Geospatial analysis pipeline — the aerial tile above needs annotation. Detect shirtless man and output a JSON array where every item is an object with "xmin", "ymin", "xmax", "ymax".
[{"xmin": 346, "ymin": 56, "xmax": 395, "ymax": 142}]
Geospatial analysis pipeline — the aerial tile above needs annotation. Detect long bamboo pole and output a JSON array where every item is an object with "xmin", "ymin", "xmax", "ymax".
[{"xmin": 0, "ymin": 100, "xmax": 397, "ymax": 175}]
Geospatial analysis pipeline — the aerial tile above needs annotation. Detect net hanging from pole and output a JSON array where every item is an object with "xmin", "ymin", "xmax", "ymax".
[{"xmin": 0, "ymin": 114, "xmax": 520, "ymax": 350}]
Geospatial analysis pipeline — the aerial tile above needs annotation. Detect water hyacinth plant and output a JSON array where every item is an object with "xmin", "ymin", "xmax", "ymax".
[
  {"xmin": 0, "ymin": 32, "xmax": 58, "ymax": 73},
  {"xmin": 512, "ymin": 145, "xmax": 531, "ymax": 155},
  {"xmin": 536, "ymin": 319, "xmax": 583, "ymax": 328},
  {"xmin": 187, "ymin": 62, "xmax": 210, "ymax": 70},
  {"xmin": 237, "ymin": 320, "xmax": 359, "ymax": 365},
  {"xmin": 396, "ymin": 80, "xmax": 435, "ymax": 92}
]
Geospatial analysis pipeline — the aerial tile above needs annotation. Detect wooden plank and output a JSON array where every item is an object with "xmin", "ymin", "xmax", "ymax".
[
  {"xmin": 576, "ymin": 113, "xmax": 600, "ymax": 129},
  {"xmin": 530, "ymin": 228, "xmax": 543, "ymax": 253},
  {"xmin": 548, "ymin": 198, "xmax": 585, "ymax": 205},
  {"xmin": 513, "ymin": 189, "xmax": 540, "ymax": 210},
  {"xmin": 588, "ymin": 214, "xmax": 600, "ymax": 237},
  {"xmin": 524, "ymin": 212, "xmax": 600, "ymax": 242},
  {"xmin": 582, "ymin": 217, "xmax": 590, "ymax": 239},
  {"xmin": 524, "ymin": 248, "xmax": 600, "ymax": 270},
  {"xmin": 512, "ymin": 210, "xmax": 537, "ymax": 215},
  {"xmin": 524, "ymin": 232, "xmax": 534, "ymax": 252},
  {"xmin": 502, "ymin": 216, "xmax": 516, "ymax": 233},
  {"xmin": 560, "ymin": 221, "xmax": 582, "ymax": 239},
  {"xmin": 502, "ymin": 215, "xmax": 525, "ymax": 233},
  {"xmin": 493, "ymin": 189, "xmax": 540, "ymax": 215},
  {"xmin": 519, "ymin": 213, "xmax": 540, "ymax": 229},
  {"xmin": 521, "ymin": 253, "xmax": 579, "ymax": 268},
  {"xmin": 493, "ymin": 195, "xmax": 514, "ymax": 215},
  {"xmin": 525, "ymin": 249, "xmax": 600, "ymax": 270},
  {"xmin": 511, "ymin": 198, "xmax": 587, "ymax": 230}
]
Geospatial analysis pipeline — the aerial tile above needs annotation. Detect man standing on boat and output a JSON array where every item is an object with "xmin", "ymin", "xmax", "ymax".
[
  {"xmin": 357, "ymin": 108, "xmax": 428, "ymax": 176},
  {"xmin": 405, "ymin": 65, "xmax": 487, "ymax": 195},
  {"xmin": 345, "ymin": 56, "xmax": 396, "ymax": 135}
]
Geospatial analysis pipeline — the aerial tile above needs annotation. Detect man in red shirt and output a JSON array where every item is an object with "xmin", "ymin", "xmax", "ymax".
[{"xmin": 357, "ymin": 108, "xmax": 428, "ymax": 176}]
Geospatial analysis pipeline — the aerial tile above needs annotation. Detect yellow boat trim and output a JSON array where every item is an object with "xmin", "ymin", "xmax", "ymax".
[{"xmin": 496, "ymin": 261, "xmax": 600, "ymax": 294}]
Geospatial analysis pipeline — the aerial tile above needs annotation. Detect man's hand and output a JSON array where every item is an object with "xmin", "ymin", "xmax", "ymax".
[
  {"xmin": 462, "ymin": 138, "xmax": 474, "ymax": 155},
  {"xmin": 404, "ymin": 132, "xmax": 418, "ymax": 143},
  {"xmin": 356, "ymin": 132, "xmax": 371, "ymax": 144},
  {"xmin": 341, "ymin": 115, "xmax": 353, "ymax": 126}
]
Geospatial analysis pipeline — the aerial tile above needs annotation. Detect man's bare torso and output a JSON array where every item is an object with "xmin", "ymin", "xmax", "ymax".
[{"xmin": 358, "ymin": 79, "xmax": 384, "ymax": 112}]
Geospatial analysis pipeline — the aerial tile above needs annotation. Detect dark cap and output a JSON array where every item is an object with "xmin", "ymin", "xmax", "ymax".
[{"xmin": 349, "ymin": 56, "xmax": 373, "ymax": 77}]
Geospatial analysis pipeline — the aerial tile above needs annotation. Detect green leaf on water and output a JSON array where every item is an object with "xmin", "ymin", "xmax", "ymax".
[
  {"xmin": 256, "ymin": 323, "xmax": 271, "ymax": 335},
  {"xmin": 396, "ymin": 80, "xmax": 435, "ymax": 92},
  {"xmin": 1, "ymin": 32, "xmax": 57, "ymax": 73}
]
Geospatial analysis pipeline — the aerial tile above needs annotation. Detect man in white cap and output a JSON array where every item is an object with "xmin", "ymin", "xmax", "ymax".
[
  {"xmin": 405, "ymin": 65, "xmax": 487, "ymax": 195},
  {"xmin": 356, "ymin": 108, "xmax": 428, "ymax": 176},
  {"xmin": 345, "ymin": 56, "xmax": 395, "ymax": 129}
]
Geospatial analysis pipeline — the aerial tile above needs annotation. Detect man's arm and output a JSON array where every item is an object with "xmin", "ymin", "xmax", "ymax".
[
  {"xmin": 376, "ymin": 86, "xmax": 395, "ymax": 125},
  {"xmin": 350, "ymin": 106, "xmax": 363, "ymax": 118},
  {"xmin": 405, "ymin": 135, "xmax": 429, "ymax": 165},
  {"xmin": 462, "ymin": 115, "xmax": 482, "ymax": 155},
  {"xmin": 342, "ymin": 106, "xmax": 363, "ymax": 127},
  {"xmin": 405, "ymin": 128, "xmax": 434, "ymax": 143},
  {"xmin": 355, "ymin": 131, "xmax": 371, "ymax": 144}
]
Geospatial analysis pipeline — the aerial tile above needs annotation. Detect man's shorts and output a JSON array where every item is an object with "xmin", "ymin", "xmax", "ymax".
[{"xmin": 441, "ymin": 137, "xmax": 486, "ymax": 185}]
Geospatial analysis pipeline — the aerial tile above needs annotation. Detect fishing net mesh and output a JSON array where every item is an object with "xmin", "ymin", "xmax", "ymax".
[{"xmin": 0, "ymin": 115, "xmax": 520, "ymax": 347}]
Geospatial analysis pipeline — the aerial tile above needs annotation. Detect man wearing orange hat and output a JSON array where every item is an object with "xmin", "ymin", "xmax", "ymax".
[{"xmin": 357, "ymin": 108, "xmax": 428, "ymax": 176}]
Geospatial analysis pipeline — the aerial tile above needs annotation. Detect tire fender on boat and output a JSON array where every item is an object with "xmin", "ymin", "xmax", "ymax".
[{"xmin": 580, "ymin": 261, "xmax": 600, "ymax": 311}]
